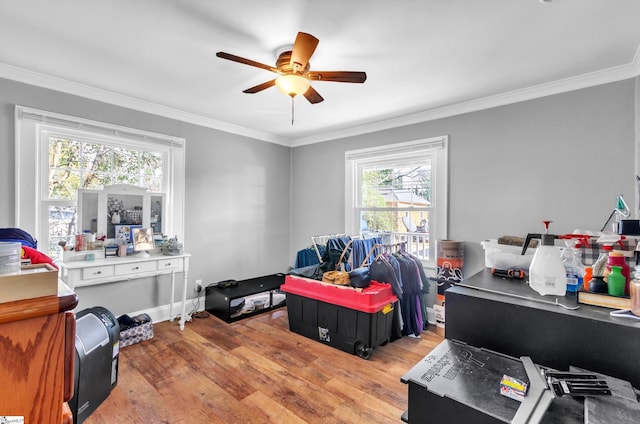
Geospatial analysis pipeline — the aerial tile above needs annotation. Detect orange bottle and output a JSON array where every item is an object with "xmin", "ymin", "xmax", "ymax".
[{"xmin": 583, "ymin": 266, "xmax": 592, "ymax": 292}]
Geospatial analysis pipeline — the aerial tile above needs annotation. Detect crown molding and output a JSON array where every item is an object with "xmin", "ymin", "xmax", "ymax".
[
  {"xmin": 2, "ymin": 59, "xmax": 638, "ymax": 149},
  {"xmin": 0, "ymin": 63, "xmax": 292, "ymax": 147},
  {"xmin": 291, "ymin": 60, "xmax": 640, "ymax": 147}
]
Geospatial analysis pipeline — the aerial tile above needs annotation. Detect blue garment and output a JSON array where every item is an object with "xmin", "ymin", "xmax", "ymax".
[
  {"xmin": 294, "ymin": 246, "xmax": 324, "ymax": 268},
  {"xmin": 401, "ymin": 293, "xmax": 421, "ymax": 337},
  {"xmin": 323, "ymin": 237, "xmax": 352, "ymax": 271},
  {"xmin": 351, "ymin": 237, "xmax": 382, "ymax": 268},
  {"xmin": 395, "ymin": 253, "xmax": 421, "ymax": 295}
]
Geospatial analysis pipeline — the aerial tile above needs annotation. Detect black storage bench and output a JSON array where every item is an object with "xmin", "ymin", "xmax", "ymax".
[{"xmin": 204, "ymin": 273, "xmax": 286, "ymax": 323}]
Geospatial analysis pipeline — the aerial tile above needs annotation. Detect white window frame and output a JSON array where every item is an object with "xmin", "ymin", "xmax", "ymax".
[
  {"xmin": 14, "ymin": 106, "xmax": 186, "ymax": 253},
  {"xmin": 345, "ymin": 136, "xmax": 448, "ymax": 267}
]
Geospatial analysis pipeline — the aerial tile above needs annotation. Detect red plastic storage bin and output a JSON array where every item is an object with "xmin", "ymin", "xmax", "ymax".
[{"xmin": 281, "ymin": 275, "xmax": 398, "ymax": 359}]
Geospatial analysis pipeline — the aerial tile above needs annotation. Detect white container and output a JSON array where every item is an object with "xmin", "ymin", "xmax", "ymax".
[
  {"xmin": 0, "ymin": 242, "xmax": 21, "ymax": 275},
  {"xmin": 481, "ymin": 240, "xmax": 536, "ymax": 270},
  {"xmin": 528, "ymin": 236, "xmax": 567, "ymax": 296}
]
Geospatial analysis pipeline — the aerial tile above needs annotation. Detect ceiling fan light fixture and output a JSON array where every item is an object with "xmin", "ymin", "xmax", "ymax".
[{"xmin": 275, "ymin": 74, "xmax": 310, "ymax": 97}]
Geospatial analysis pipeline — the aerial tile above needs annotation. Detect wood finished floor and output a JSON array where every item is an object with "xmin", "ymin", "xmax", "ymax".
[{"xmin": 84, "ymin": 308, "xmax": 444, "ymax": 424}]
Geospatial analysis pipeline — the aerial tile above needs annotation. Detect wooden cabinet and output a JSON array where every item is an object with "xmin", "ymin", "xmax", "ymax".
[
  {"xmin": 77, "ymin": 184, "xmax": 165, "ymax": 239},
  {"xmin": 0, "ymin": 282, "xmax": 78, "ymax": 423}
]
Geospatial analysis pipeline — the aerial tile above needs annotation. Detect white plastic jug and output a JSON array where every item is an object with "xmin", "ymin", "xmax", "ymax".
[{"xmin": 529, "ymin": 234, "xmax": 567, "ymax": 296}]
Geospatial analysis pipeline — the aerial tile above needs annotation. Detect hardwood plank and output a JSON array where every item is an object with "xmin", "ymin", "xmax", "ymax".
[{"xmin": 84, "ymin": 308, "xmax": 443, "ymax": 423}]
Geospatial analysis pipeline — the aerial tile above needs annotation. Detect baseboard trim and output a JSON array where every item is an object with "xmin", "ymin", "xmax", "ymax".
[
  {"xmin": 131, "ymin": 297, "xmax": 437, "ymax": 331},
  {"xmin": 128, "ymin": 294, "xmax": 205, "ymax": 324}
]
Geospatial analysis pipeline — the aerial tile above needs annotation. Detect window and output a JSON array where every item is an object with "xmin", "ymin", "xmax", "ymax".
[
  {"xmin": 15, "ymin": 106, "xmax": 185, "ymax": 259},
  {"xmin": 345, "ymin": 137, "xmax": 448, "ymax": 266}
]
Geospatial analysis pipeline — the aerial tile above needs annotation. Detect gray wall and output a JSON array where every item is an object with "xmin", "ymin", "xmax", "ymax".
[
  {"xmin": 1, "ymin": 76, "xmax": 637, "ymax": 315},
  {"xmin": 0, "ymin": 78, "xmax": 291, "ymax": 315},
  {"xmin": 290, "ymin": 79, "xmax": 638, "ymax": 278}
]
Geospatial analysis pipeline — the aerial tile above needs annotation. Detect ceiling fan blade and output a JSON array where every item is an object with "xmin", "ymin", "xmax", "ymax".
[
  {"xmin": 290, "ymin": 32, "xmax": 319, "ymax": 73},
  {"xmin": 216, "ymin": 52, "xmax": 278, "ymax": 73},
  {"xmin": 308, "ymin": 71, "xmax": 367, "ymax": 83},
  {"xmin": 303, "ymin": 86, "xmax": 324, "ymax": 104},
  {"xmin": 243, "ymin": 79, "xmax": 276, "ymax": 94}
]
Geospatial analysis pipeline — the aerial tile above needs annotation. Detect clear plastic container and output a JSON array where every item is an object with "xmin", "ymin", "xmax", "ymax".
[
  {"xmin": 0, "ymin": 242, "xmax": 21, "ymax": 275},
  {"xmin": 562, "ymin": 243, "xmax": 584, "ymax": 293}
]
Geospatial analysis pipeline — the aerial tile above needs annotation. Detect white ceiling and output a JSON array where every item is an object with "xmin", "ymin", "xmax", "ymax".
[{"xmin": 1, "ymin": 0, "xmax": 640, "ymax": 147}]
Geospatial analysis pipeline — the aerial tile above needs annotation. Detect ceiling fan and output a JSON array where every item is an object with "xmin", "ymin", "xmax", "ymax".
[{"xmin": 216, "ymin": 32, "xmax": 367, "ymax": 105}]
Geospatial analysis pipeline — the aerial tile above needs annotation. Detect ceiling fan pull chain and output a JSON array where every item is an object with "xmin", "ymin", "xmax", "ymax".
[{"xmin": 291, "ymin": 95, "xmax": 295, "ymax": 125}]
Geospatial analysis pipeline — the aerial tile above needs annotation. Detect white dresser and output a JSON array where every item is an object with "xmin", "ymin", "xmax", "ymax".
[{"xmin": 59, "ymin": 253, "xmax": 190, "ymax": 330}]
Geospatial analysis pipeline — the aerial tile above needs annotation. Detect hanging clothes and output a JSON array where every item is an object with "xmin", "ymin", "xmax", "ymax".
[
  {"xmin": 370, "ymin": 254, "xmax": 403, "ymax": 297},
  {"xmin": 369, "ymin": 252, "xmax": 404, "ymax": 340},
  {"xmin": 403, "ymin": 252, "xmax": 431, "ymax": 328},
  {"xmin": 393, "ymin": 252, "xmax": 420, "ymax": 337},
  {"xmin": 322, "ymin": 236, "xmax": 352, "ymax": 271},
  {"xmin": 294, "ymin": 245, "xmax": 325, "ymax": 269},
  {"xmin": 351, "ymin": 237, "xmax": 382, "ymax": 269}
]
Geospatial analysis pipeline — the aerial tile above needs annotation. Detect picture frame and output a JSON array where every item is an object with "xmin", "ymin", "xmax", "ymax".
[
  {"xmin": 114, "ymin": 224, "xmax": 141, "ymax": 244},
  {"xmin": 132, "ymin": 227, "xmax": 154, "ymax": 252}
]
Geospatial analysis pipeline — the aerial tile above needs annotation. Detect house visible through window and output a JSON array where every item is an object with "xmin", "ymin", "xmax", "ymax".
[
  {"xmin": 345, "ymin": 137, "xmax": 448, "ymax": 266},
  {"xmin": 15, "ymin": 106, "xmax": 185, "ymax": 259}
]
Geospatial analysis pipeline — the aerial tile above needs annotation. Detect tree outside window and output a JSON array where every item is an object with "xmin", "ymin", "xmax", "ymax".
[{"xmin": 46, "ymin": 136, "xmax": 163, "ymax": 257}]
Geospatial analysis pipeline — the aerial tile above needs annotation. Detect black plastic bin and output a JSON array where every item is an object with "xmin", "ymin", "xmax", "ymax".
[{"xmin": 281, "ymin": 275, "xmax": 397, "ymax": 359}]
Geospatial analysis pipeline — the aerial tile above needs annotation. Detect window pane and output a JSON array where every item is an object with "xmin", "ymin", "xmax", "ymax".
[
  {"xmin": 49, "ymin": 138, "xmax": 81, "ymax": 169},
  {"xmin": 47, "ymin": 135, "xmax": 164, "ymax": 198},
  {"xmin": 48, "ymin": 205, "xmax": 77, "ymax": 258},
  {"xmin": 82, "ymin": 142, "xmax": 114, "ymax": 184},
  {"xmin": 359, "ymin": 159, "xmax": 432, "ymax": 208},
  {"xmin": 142, "ymin": 176, "xmax": 163, "ymax": 192},
  {"xmin": 113, "ymin": 146, "xmax": 141, "ymax": 177},
  {"xmin": 49, "ymin": 138, "xmax": 82, "ymax": 200},
  {"xmin": 46, "ymin": 134, "xmax": 165, "ymax": 257},
  {"xmin": 360, "ymin": 210, "xmax": 398, "ymax": 233},
  {"xmin": 48, "ymin": 169, "xmax": 82, "ymax": 200}
]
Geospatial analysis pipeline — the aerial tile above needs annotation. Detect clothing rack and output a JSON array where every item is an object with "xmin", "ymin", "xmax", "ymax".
[
  {"xmin": 310, "ymin": 233, "xmax": 383, "ymax": 263},
  {"xmin": 378, "ymin": 241, "xmax": 407, "ymax": 254}
]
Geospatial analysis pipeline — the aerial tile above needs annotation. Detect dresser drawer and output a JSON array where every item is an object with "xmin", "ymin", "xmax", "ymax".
[
  {"xmin": 82, "ymin": 265, "xmax": 115, "ymax": 280},
  {"xmin": 157, "ymin": 258, "xmax": 183, "ymax": 272},
  {"xmin": 115, "ymin": 261, "xmax": 157, "ymax": 275}
]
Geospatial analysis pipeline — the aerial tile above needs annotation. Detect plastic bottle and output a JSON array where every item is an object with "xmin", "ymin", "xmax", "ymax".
[
  {"xmin": 588, "ymin": 275, "xmax": 607, "ymax": 293},
  {"xmin": 607, "ymin": 265, "xmax": 625, "ymax": 297},
  {"xmin": 604, "ymin": 250, "xmax": 630, "ymax": 296},
  {"xmin": 630, "ymin": 266, "xmax": 640, "ymax": 316},
  {"xmin": 562, "ymin": 241, "xmax": 584, "ymax": 293},
  {"xmin": 592, "ymin": 244, "xmax": 612, "ymax": 277},
  {"xmin": 529, "ymin": 234, "xmax": 567, "ymax": 296},
  {"xmin": 583, "ymin": 266, "xmax": 592, "ymax": 292}
]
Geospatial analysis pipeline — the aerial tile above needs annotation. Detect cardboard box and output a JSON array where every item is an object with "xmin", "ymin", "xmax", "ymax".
[
  {"xmin": 0, "ymin": 263, "xmax": 58, "ymax": 303},
  {"xmin": 500, "ymin": 374, "xmax": 528, "ymax": 402}
]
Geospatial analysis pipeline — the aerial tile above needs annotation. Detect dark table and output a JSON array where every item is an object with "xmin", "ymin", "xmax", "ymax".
[
  {"xmin": 445, "ymin": 269, "xmax": 640, "ymax": 388},
  {"xmin": 401, "ymin": 339, "xmax": 640, "ymax": 423}
]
